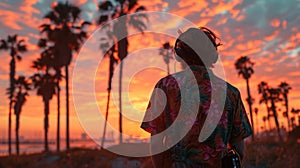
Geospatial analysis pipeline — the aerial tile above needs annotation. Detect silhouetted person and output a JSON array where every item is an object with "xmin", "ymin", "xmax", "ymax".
[{"xmin": 141, "ymin": 27, "xmax": 252, "ymax": 167}]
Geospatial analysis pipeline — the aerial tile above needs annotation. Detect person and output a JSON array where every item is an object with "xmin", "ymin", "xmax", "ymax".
[{"xmin": 140, "ymin": 27, "xmax": 253, "ymax": 168}]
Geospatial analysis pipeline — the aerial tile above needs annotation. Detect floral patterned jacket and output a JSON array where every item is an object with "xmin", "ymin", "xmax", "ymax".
[{"xmin": 141, "ymin": 66, "xmax": 253, "ymax": 168}]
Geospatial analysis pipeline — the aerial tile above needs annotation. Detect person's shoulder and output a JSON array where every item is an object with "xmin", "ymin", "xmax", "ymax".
[
  {"xmin": 212, "ymin": 75, "xmax": 241, "ymax": 96},
  {"xmin": 225, "ymin": 82, "xmax": 241, "ymax": 97},
  {"xmin": 156, "ymin": 71, "xmax": 184, "ymax": 89},
  {"xmin": 226, "ymin": 82, "xmax": 239, "ymax": 93}
]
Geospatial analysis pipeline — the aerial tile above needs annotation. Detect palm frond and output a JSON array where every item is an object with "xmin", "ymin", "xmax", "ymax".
[
  {"xmin": 81, "ymin": 21, "xmax": 91, "ymax": 27},
  {"xmin": 17, "ymin": 40, "xmax": 27, "ymax": 52},
  {"xmin": 98, "ymin": 1, "xmax": 114, "ymax": 11},
  {"xmin": 129, "ymin": 15, "xmax": 147, "ymax": 33},
  {"xmin": 16, "ymin": 55, "xmax": 22, "ymax": 61},
  {"xmin": 8, "ymin": 35, "xmax": 17, "ymax": 43},
  {"xmin": 44, "ymin": 11, "xmax": 61, "ymax": 25},
  {"xmin": 135, "ymin": 6, "xmax": 146, "ymax": 12},
  {"xmin": 37, "ymin": 38, "xmax": 47, "ymax": 48},
  {"xmin": 70, "ymin": 6, "xmax": 81, "ymax": 22},
  {"xmin": 0, "ymin": 39, "xmax": 8, "ymax": 50},
  {"xmin": 97, "ymin": 15, "xmax": 109, "ymax": 25},
  {"xmin": 128, "ymin": 0, "xmax": 138, "ymax": 11},
  {"xmin": 39, "ymin": 24, "xmax": 52, "ymax": 34}
]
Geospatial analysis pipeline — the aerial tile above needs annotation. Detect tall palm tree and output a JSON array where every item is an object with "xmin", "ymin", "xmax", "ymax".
[
  {"xmin": 97, "ymin": 0, "xmax": 147, "ymax": 144},
  {"xmin": 267, "ymin": 87, "xmax": 283, "ymax": 141},
  {"xmin": 278, "ymin": 82, "xmax": 292, "ymax": 131},
  {"xmin": 40, "ymin": 1, "xmax": 90, "ymax": 149},
  {"xmin": 258, "ymin": 81, "xmax": 272, "ymax": 131},
  {"xmin": 159, "ymin": 42, "xmax": 173, "ymax": 75},
  {"xmin": 100, "ymin": 37, "xmax": 117, "ymax": 147},
  {"xmin": 31, "ymin": 46, "xmax": 57, "ymax": 151},
  {"xmin": 31, "ymin": 72, "xmax": 56, "ymax": 151},
  {"xmin": 13, "ymin": 76, "xmax": 30, "ymax": 155},
  {"xmin": 37, "ymin": 39, "xmax": 63, "ymax": 151},
  {"xmin": 0, "ymin": 34, "xmax": 27, "ymax": 155},
  {"xmin": 235, "ymin": 56, "xmax": 255, "ymax": 140},
  {"xmin": 291, "ymin": 108, "xmax": 300, "ymax": 129}
]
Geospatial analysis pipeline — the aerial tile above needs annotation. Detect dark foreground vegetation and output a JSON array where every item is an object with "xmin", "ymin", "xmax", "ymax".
[{"xmin": 0, "ymin": 138, "xmax": 299, "ymax": 168}]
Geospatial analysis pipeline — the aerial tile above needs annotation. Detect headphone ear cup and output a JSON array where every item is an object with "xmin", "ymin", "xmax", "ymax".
[
  {"xmin": 212, "ymin": 52, "xmax": 218, "ymax": 64},
  {"xmin": 175, "ymin": 47, "xmax": 183, "ymax": 57}
]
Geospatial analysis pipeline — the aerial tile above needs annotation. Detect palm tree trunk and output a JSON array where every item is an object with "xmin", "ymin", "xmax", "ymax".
[
  {"xmin": 116, "ymin": 29, "xmax": 128, "ymax": 145},
  {"xmin": 8, "ymin": 103, "xmax": 12, "ymax": 155},
  {"xmin": 264, "ymin": 101, "xmax": 271, "ymax": 131},
  {"xmin": 284, "ymin": 95, "xmax": 290, "ymax": 132},
  {"xmin": 167, "ymin": 62, "xmax": 170, "ymax": 75},
  {"xmin": 56, "ymin": 82, "xmax": 60, "ymax": 152},
  {"xmin": 256, "ymin": 114, "xmax": 259, "ymax": 134},
  {"xmin": 101, "ymin": 53, "xmax": 115, "ymax": 148},
  {"xmin": 119, "ymin": 61, "xmax": 123, "ymax": 144},
  {"xmin": 246, "ymin": 78, "xmax": 254, "ymax": 140},
  {"xmin": 8, "ymin": 58, "xmax": 15, "ymax": 155},
  {"xmin": 65, "ymin": 65, "xmax": 70, "ymax": 150},
  {"xmin": 15, "ymin": 114, "xmax": 20, "ymax": 155},
  {"xmin": 101, "ymin": 89, "xmax": 111, "ymax": 148},
  {"xmin": 270, "ymin": 100, "xmax": 282, "ymax": 141},
  {"xmin": 115, "ymin": 10, "xmax": 128, "ymax": 144},
  {"xmin": 44, "ymin": 100, "xmax": 50, "ymax": 151}
]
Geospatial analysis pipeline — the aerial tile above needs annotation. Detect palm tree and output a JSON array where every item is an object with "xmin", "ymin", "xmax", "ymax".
[
  {"xmin": 278, "ymin": 82, "xmax": 292, "ymax": 131},
  {"xmin": 258, "ymin": 81, "xmax": 272, "ymax": 132},
  {"xmin": 97, "ymin": 0, "xmax": 147, "ymax": 144},
  {"xmin": 0, "ymin": 34, "xmax": 27, "ymax": 155},
  {"xmin": 40, "ymin": 1, "xmax": 90, "ymax": 149},
  {"xmin": 235, "ymin": 56, "xmax": 255, "ymax": 140},
  {"xmin": 37, "ymin": 39, "xmax": 63, "ymax": 151},
  {"xmin": 99, "ymin": 38, "xmax": 117, "ymax": 147},
  {"xmin": 267, "ymin": 87, "xmax": 283, "ymax": 141},
  {"xmin": 13, "ymin": 76, "xmax": 30, "ymax": 155},
  {"xmin": 159, "ymin": 42, "xmax": 173, "ymax": 75},
  {"xmin": 31, "ymin": 72, "xmax": 56, "ymax": 151},
  {"xmin": 291, "ymin": 108, "xmax": 300, "ymax": 128},
  {"xmin": 31, "ymin": 46, "xmax": 57, "ymax": 151}
]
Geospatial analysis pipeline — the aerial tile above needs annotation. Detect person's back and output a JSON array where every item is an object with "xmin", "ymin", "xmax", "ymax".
[{"xmin": 141, "ymin": 27, "xmax": 252, "ymax": 168}]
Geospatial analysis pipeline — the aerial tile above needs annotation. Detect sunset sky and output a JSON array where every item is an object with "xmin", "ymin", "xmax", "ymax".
[{"xmin": 0, "ymin": 0, "xmax": 300, "ymax": 144}]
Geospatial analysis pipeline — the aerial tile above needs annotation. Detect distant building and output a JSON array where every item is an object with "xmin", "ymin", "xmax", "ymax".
[
  {"xmin": 81, "ymin": 133, "xmax": 87, "ymax": 140},
  {"xmin": 105, "ymin": 131, "xmax": 115, "ymax": 142}
]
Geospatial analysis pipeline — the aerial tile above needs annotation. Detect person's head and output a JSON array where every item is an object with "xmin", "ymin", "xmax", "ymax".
[{"xmin": 174, "ymin": 27, "xmax": 221, "ymax": 67}]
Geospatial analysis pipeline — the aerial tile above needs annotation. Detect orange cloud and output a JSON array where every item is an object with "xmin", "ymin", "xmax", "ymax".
[
  {"xmin": 270, "ymin": 18, "xmax": 280, "ymax": 27},
  {"xmin": 19, "ymin": 0, "xmax": 40, "ymax": 15},
  {"xmin": 0, "ymin": 9, "xmax": 23, "ymax": 30}
]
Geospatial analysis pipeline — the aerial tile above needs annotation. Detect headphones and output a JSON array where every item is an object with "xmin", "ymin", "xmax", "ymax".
[
  {"xmin": 174, "ymin": 27, "xmax": 219, "ymax": 66},
  {"xmin": 174, "ymin": 38, "xmax": 184, "ymax": 57}
]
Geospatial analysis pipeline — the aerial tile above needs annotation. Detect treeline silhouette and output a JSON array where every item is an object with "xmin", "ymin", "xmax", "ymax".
[
  {"xmin": 0, "ymin": 0, "xmax": 147, "ymax": 156},
  {"xmin": 0, "ymin": 0, "xmax": 299, "ymax": 157},
  {"xmin": 235, "ymin": 56, "xmax": 299, "ymax": 142}
]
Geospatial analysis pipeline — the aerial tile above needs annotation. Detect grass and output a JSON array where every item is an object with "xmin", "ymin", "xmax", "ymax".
[
  {"xmin": 243, "ymin": 139, "xmax": 300, "ymax": 168},
  {"xmin": 0, "ymin": 139, "xmax": 299, "ymax": 168}
]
